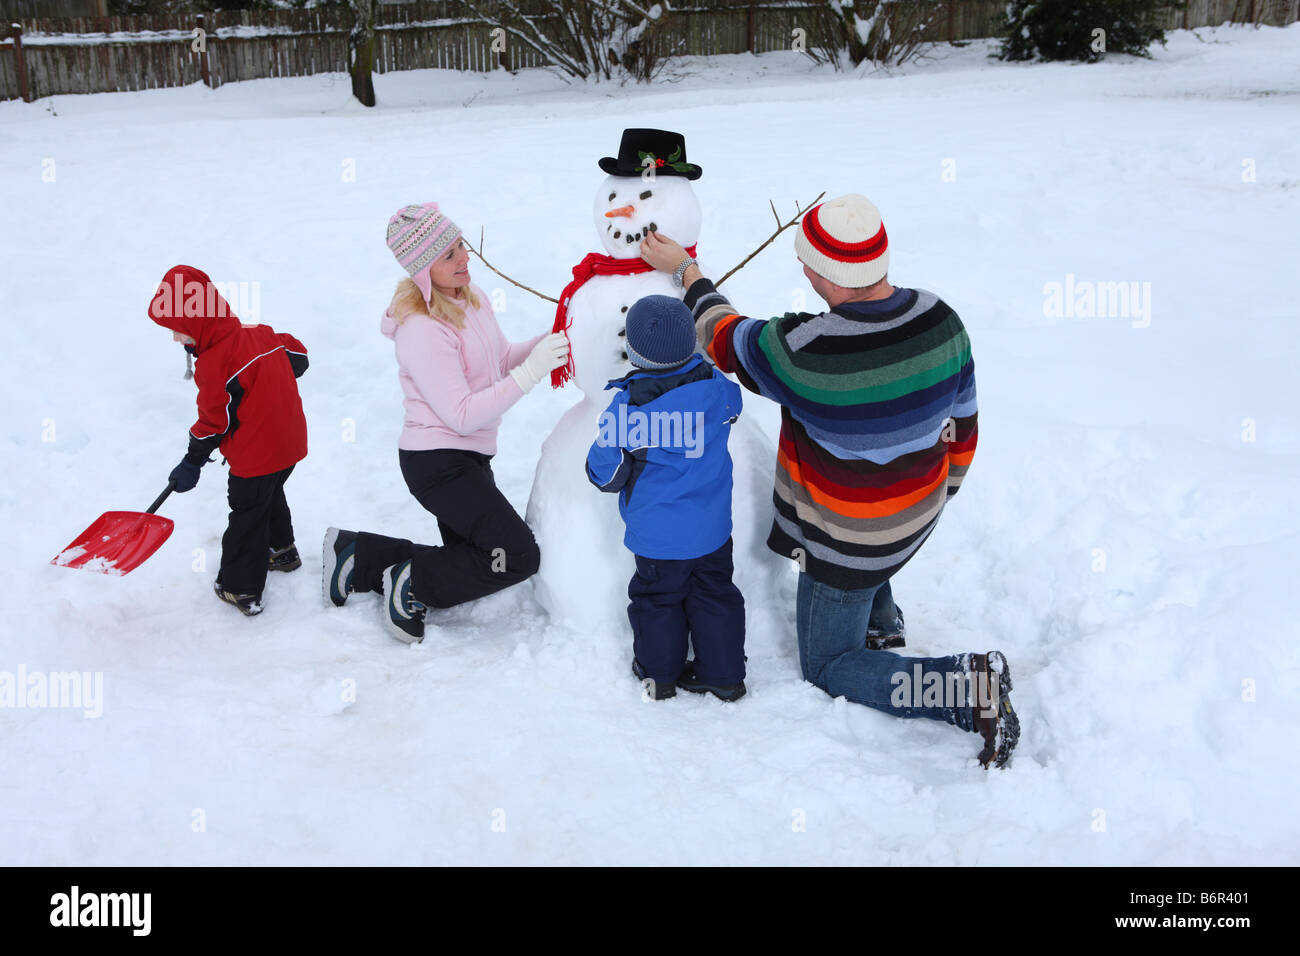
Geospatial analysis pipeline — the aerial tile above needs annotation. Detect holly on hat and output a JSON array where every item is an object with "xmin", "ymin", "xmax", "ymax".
[
  {"xmin": 599, "ymin": 128, "xmax": 702, "ymax": 180},
  {"xmin": 794, "ymin": 194, "xmax": 890, "ymax": 288}
]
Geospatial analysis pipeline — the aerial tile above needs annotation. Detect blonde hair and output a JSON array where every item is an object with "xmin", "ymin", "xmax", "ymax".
[{"xmin": 388, "ymin": 278, "xmax": 480, "ymax": 330}]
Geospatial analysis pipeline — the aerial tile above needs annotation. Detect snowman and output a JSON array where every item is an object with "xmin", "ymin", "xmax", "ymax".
[{"xmin": 526, "ymin": 129, "xmax": 789, "ymax": 643}]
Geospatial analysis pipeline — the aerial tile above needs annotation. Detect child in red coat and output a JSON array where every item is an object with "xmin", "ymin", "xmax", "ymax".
[{"xmin": 148, "ymin": 265, "xmax": 309, "ymax": 615}]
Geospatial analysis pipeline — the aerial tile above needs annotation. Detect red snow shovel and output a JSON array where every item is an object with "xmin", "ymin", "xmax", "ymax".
[{"xmin": 51, "ymin": 481, "xmax": 177, "ymax": 576}]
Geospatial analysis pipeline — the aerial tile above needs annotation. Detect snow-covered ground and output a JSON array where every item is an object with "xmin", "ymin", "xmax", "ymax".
[{"xmin": 2, "ymin": 25, "xmax": 1298, "ymax": 865}]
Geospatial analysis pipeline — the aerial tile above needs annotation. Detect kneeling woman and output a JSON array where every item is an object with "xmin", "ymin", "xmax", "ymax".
[{"xmin": 325, "ymin": 202, "xmax": 569, "ymax": 642}]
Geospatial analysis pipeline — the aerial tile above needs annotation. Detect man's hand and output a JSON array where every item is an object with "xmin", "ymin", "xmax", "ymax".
[{"xmin": 638, "ymin": 230, "xmax": 687, "ymax": 272}]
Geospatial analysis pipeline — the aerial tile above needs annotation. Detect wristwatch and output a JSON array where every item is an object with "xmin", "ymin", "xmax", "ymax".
[{"xmin": 671, "ymin": 256, "xmax": 698, "ymax": 289}]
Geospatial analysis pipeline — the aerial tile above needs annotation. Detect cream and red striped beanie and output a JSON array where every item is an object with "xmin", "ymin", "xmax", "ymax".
[
  {"xmin": 794, "ymin": 194, "xmax": 890, "ymax": 288},
  {"xmin": 386, "ymin": 202, "xmax": 462, "ymax": 303}
]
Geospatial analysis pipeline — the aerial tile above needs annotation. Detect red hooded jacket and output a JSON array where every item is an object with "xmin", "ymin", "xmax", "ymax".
[{"xmin": 149, "ymin": 265, "xmax": 308, "ymax": 478}]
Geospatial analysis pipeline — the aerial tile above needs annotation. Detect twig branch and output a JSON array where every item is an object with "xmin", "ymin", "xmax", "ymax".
[
  {"xmin": 716, "ymin": 192, "xmax": 826, "ymax": 288},
  {"xmin": 467, "ymin": 226, "xmax": 559, "ymax": 304}
]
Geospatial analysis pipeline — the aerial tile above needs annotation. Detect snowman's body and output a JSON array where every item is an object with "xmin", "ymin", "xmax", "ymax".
[{"xmin": 527, "ymin": 174, "xmax": 790, "ymax": 640}]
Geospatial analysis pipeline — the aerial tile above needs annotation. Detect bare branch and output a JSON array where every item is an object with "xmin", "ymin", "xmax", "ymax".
[
  {"xmin": 467, "ymin": 227, "xmax": 559, "ymax": 304},
  {"xmin": 716, "ymin": 192, "xmax": 826, "ymax": 288}
]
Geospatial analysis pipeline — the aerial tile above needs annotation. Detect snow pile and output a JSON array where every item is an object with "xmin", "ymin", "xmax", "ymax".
[{"xmin": 1, "ymin": 25, "xmax": 1297, "ymax": 864}]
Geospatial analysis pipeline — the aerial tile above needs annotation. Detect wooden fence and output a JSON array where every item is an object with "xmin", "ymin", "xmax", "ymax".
[
  {"xmin": 0, "ymin": 0, "xmax": 106, "ymax": 17},
  {"xmin": 3, "ymin": 0, "xmax": 1298, "ymax": 102}
]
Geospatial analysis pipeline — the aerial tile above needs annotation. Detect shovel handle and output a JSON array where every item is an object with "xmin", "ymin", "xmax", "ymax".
[{"xmin": 146, "ymin": 480, "xmax": 177, "ymax": 515}]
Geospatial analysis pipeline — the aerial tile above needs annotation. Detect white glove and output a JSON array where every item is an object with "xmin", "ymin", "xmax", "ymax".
[{"xmin": 509, "ymin": 333, "xmax": 570, "ymax": 393}]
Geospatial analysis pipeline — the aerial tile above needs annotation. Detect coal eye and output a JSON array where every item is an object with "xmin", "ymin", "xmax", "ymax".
[
  {"xmin": 608, "ymin": 192, "xmax": 616, "ymax": 201},
  {"xmin": 640, "ymin": 190, "xmax": 652, "ymax": 200}
]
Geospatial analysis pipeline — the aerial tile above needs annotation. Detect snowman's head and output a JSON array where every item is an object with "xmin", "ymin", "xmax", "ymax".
[{"xmin": 593, "ymin": 175, "xmax": 702, "ymax": 259}]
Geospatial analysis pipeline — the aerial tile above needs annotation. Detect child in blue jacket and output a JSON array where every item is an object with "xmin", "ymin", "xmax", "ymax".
[{"xmin": 585, "ymin": 295, "xmax": 747, "ymax": 701}]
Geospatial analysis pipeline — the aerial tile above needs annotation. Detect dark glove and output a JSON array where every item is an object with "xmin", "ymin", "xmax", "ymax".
[
  {"xmin": 169, "ymin": 458, "xmax": 202, "ymax": 493},
  {"xmin": 171, "ymin": 434, "xmax": 220, "ymax": 492}
]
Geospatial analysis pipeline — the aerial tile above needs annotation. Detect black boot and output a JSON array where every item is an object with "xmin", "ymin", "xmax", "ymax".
[
  {"xmin": 866, "ymin": 606, "xmax": 905, "ymax": 650},
  {"xmin": 676, "ymin": 661, "xmax": 746, "ymax": 702},
  {"xmin": 631, "ymin": 658, "xmax": 676, "ymax": 700}
]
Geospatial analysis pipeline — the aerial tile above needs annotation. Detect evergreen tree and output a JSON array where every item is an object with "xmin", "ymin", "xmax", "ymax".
[{"xmin": 998, "ymin": 0, "xmax": 1179, "ymax": 63}]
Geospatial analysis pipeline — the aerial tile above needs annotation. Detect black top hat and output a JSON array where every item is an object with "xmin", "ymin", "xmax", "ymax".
[{"xmin": 598, "ymin": 128, "xmax": 702, "ymax": 180}]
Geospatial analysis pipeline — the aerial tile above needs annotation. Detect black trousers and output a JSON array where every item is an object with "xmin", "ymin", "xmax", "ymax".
[
  {"xmin": 219, "ymin": 465, "xmax": 295, "ymax": 595},
  {"xmin": 628, "ymin": 537, "xmax": 747, "ymax": 686},
  {"xmin": 352, "ymin": 449, "xmax": 540, "ymax": 609}
]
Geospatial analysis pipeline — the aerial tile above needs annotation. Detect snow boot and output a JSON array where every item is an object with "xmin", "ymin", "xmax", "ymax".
[
  {"xmin": 213, "ymin": 580, "xmax": 263, "ymax": 617},
  {"xmin": 970, "ymin": 650, "xmax": 1019, "ymax": 769},
  {"xmin": 268, "ymin": 544, "xmax": 301, "ymax": 572},
  {"xmin": 322, "ymin": 527, "xmax": 357, "ymax": 608},
  {"xmin": 631, "ymin": 658, "xmax": 676, "ymax": 700},
  {"xmin": 382, "ymin": 559, "xmax": 426, "ymax": 644},
  {"xmin": 676, "ymin": 662, "xmax": 746, "ymax": 703},
  {"xmin": 866, "ymin": 606, "xmax": 905, "ymax": 650}
]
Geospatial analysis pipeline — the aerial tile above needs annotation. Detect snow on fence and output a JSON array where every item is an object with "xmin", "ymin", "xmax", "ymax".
[{"xmin": 2, "ymin": 0, "xmax": 1298, "ymax": 102}]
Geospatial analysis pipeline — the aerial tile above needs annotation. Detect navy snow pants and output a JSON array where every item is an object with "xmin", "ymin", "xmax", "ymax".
[{"xmin": 628, "ymin": 536, "xmax": 746, "ymax": 686}]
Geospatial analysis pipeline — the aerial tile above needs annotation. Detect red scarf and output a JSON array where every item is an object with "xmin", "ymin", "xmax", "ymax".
[{"xmin": 551, "ymin": 244, "xmax": 698, "ymax": 388}]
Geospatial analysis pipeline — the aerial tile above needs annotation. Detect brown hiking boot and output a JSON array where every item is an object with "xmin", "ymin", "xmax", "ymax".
[
  {"xmin": 268, "ymin": 544, "xmax": 302, "ymax": 572},
  {"xmin": 969, "ymin": 651, "xmax": 1019, "ymax": 769}
]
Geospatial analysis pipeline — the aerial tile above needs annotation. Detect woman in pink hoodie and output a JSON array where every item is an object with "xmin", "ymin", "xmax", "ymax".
[{"xmin": 323, "ymin": 202, "xmax": 569, "ymax": 643}]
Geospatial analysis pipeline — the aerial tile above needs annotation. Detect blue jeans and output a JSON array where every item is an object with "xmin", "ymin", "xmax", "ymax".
[
  {"xmin": 796, "ymin": 573, "xmax": 974, "ymax": 731},
  {"xmin": 867, "ymin": 578, "xmax": 901, "ymax": 633}
]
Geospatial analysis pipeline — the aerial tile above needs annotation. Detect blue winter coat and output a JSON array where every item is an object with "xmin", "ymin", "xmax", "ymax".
[{"xmin": 585, "ymin": 354, "xmax": 743, "ymax": 560}]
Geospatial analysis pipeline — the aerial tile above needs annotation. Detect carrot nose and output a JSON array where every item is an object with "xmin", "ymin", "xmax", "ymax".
[{"xmin": 604, "ymin": 205, "xmax": 635, "ymax": 218}]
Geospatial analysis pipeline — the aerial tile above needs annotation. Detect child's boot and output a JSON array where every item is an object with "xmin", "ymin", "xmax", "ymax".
[
  {"xmin": 631, "ymin": 659, "xmax": 676, "ymax": 700},
  {"xmin": 268, "ymin": 543, "xmax": 301, "ymax": 572},
  {"xmin": 676, "ymin": 661, "xmax": 746, "ymax": 702},
  {"xmin": 213, "ymin": 579, "xmax": 263, "ymax": 617}
]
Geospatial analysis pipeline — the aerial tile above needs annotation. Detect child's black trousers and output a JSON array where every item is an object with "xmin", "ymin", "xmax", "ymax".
[{"xmin": 219, "ymin": 465, "xmax": 295, "ymax": 596}]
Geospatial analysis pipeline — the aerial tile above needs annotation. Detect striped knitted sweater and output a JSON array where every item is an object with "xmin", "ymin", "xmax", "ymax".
[{"xmin": 685, "ymin": 278, "xmax": 977, "ymax": 590}]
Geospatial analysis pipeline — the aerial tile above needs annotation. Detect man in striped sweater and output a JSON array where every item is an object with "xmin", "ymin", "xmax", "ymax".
[{"xmin": 639, "ymin": 194, "xmax": 1019, "ymax": 768}]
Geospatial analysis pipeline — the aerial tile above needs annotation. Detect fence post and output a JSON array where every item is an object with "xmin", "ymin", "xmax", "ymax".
[
  {"xmin": 746, "ymin": 1, "xmax": 755, "ymax": 53},
  {"xmin": 9, "ymin": 23, "xmax": 31, "ymax": 103},
  {"xmin": 194, "ymin": 13, "xmax": 211, "ymax": 87},
  {"xmin": 947, "ymin": 1, "xmax": 956, "ymax": 42}
]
